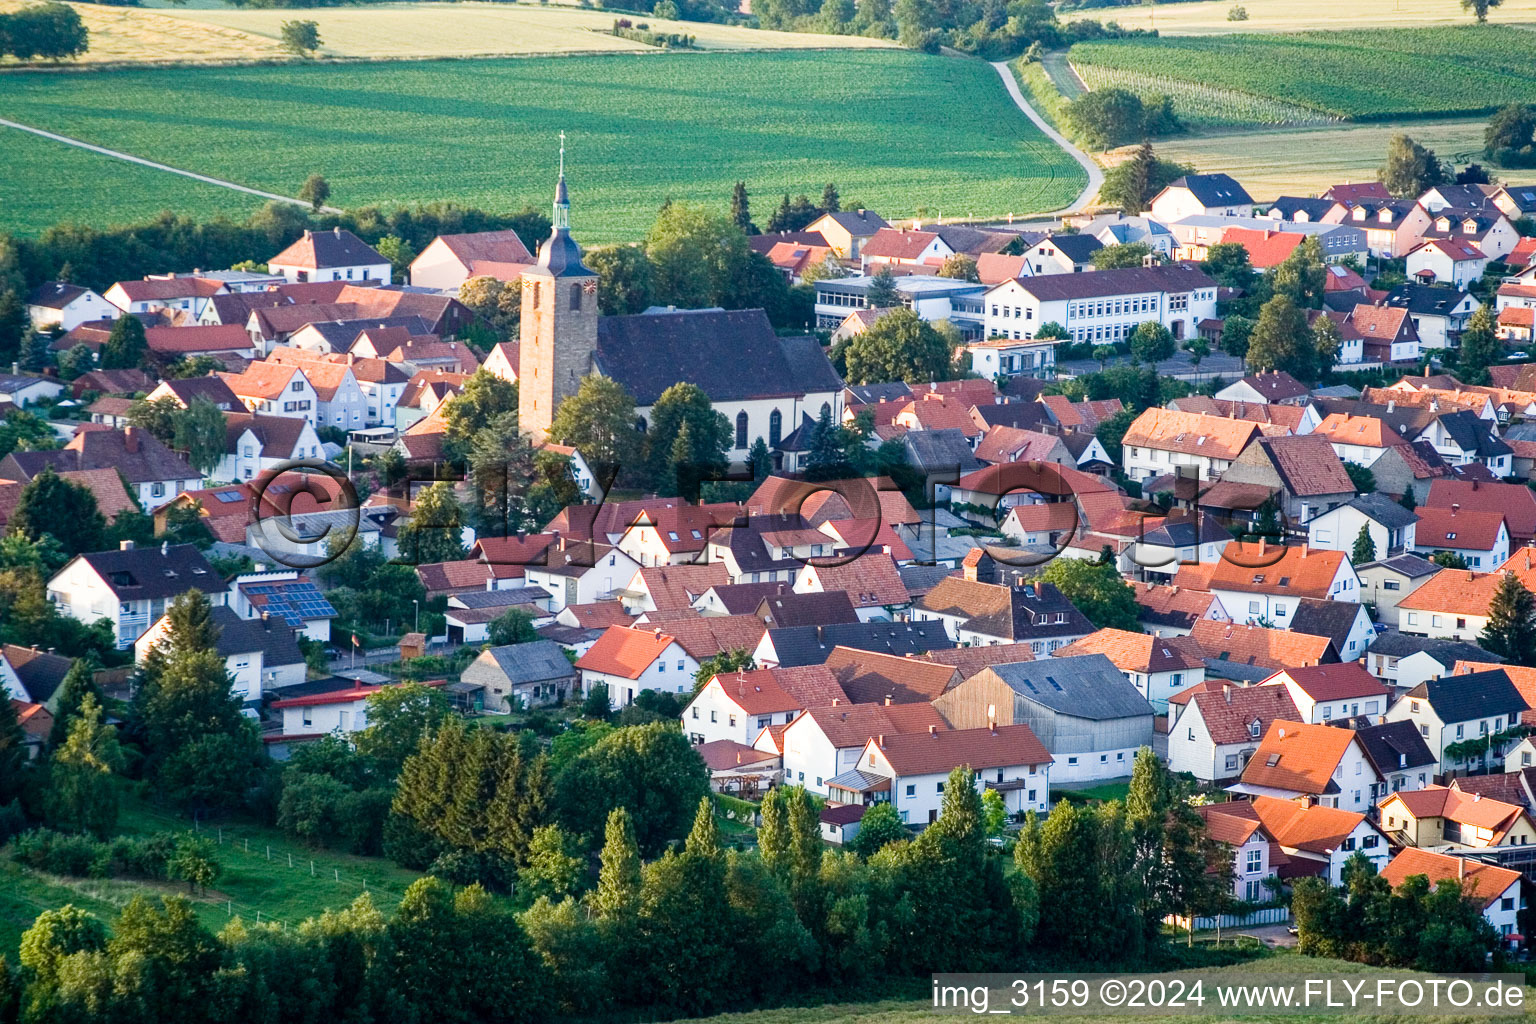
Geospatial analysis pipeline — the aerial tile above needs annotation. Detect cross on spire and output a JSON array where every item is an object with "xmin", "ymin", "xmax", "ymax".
[
  {"xmin": 553, "ymin": 130, "xmax": 570, "ymax": 230},
  {"xmin": 558, "ymin": 130, "xmax": 566, "ymax": 180}
]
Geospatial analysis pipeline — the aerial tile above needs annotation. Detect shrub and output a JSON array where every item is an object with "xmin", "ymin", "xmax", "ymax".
[{"xmin": 1227, "ymin": 5, "xmax": 1248, "ymax": 19}]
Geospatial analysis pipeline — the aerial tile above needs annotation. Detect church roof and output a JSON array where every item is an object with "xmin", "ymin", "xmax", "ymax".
[{"xmin": 594, "ymin": 309, "xmax": 843, "ymax": 406}]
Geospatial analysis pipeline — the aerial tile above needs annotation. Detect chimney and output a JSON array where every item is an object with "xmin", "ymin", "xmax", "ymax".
[
  {"xmin": 119, "ymin": 539, "xmax": 135, "ymax": 551},
  {"xmin": 1458, "ymin": 858, "xmax": 1466, "ymax": 879},
  {"xmin": 1451, "ymin": 504, "xmax": 1459, "ymax": 516},
  {"xmin": 1474, "ymin": 792, "xmax": 1482, "ymax": 801},
  {"xmin": 1224, "ymin": 684, "xmax": 1232, "ymax": 704},
  {"xmin": 884, "ymin": 695, "xmax": 892, "ymax": 706},
  {"xmin": 333, "ymin": 226, "xmax": 341, "ymax": 236},
  {"xmin": 877, "ymin": 734, "xmax": 885, "ymax": 748},
  {"xmin": 653, "ymin": 628, "xmax": 662, "ymax": 639},
  {"xmin": 737, "ymin": 752, "xmax": 742, "ymax": 765},
  {"xmin": 929, "ymin": 724, "xmax": 937, "ymax": 737},
  {"xmin": 1301, "ymin": 542, "xmax": 1308, "ymax": 559},
  {"xmin": 831, "ymin": 697, "xmax": 839, "ymax": 706},
  {"xmin": 123, "ymin": 426, "xmax": 141, "ymax": 454},
  {"xmin": 817, "ymin": 624, "xmax": 824, "ymax": 643}
]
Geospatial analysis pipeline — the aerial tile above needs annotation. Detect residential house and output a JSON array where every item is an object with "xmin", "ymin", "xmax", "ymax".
[
  {"xmin": 134, "ymin": 605, "xmax": 304, "ymax": 703},
  {"xmin": 1266, "ymin": 662, "xmax": 1390, "ymax": 724},
  {"xmin": 1307, "ymin": 494, "xmax": 1418, "ymax": 564},
  {"xmin": 751, "ymin": 619, "xmax": 955, "ymax": 668},
  {"xmin": 1348, "ymin": 304, "xmax": 1422, "ymax": 365},
  {"xmin": 144, "ymin": 375, "xmax": 241, "ymax": 411},
  {"xmin": 1406, "ymin": 239, "xmax": 1489, "ymax": 290},
  {"xmin": 1212, "ymin": 796, "xmax": 1389, "ymax": 884},
  {"xmin": 772, "ymin": 701, "xmax": 946, "ymax": 796},
  {"xmin": 1323, "ymin": 198, "xmax": 1433, "ymax": 259},
  {"xmin": 821, "ymin": 646, "xmax": 958, "ymax": 706},
  {"xmin": 1052, "ymin": 628, "xmax": 1204, "ymax": 714},
  {"xmin": 104, "ymin": 276, "xmax": 226, "ymax": 318},
  {"xmin": 934, "ymin": 654, "xmax": 1154, "ymax": 782},
  {"xmin": 1380, "ymin": 848, "xmax": 1524, "ymax": 940},
  {"xmin": 791, "ymin": 553, "xmax": 910, "ymax": 621},
  {"xmin": 1197, "ymin": 804, "xmax": 1282, "ymax": 903},
  {"xmin": 1230, "ymin": 720, "xmax": 1380, "ymax": 813},
  {"xmin": 1382, "ymin": 285, "xmax": 1479, "ymax": 349},
  {"xmin": 268, "ymin": 228, "xmax": 391, "ymax": 284},
  {"xmin": 0, "ymin": 426, "xmax": 199, "ymax": 508},
  {"xmin": 266, "ymin": 680, "xmax": 447, "ymax": 757},
  {"xmin": 1213, "ymin": 371, "xmax": 1311, "ymax": 407},
  {"xmin": 0, "ymin": 374, "xmax": 64, "ymax": 408},
  {"xmin": 26, "ymin": 282, "xmax": 115, "ymax": 331},
  {"xmin": 523, "ymin": 539, "xmax": 639, "ymax": 614},
  {"xmin": 1386, "ymin": 669, "xmax": 1529, "ymax": 773},
  {"xmin": 1286, "ymin": 599, "xmax": 1377, "ymax": 662},
  {"xmin": 0, "ymin": 644, "xmax": 74, "ymax": 712},
  {"xmin": 981, "ymin": 265, "xmax": 1218, "ymax": 345},
  {"xmin": 1020, "ymin": 233, "xmax": 1102, "ymax": 275},
  {"xmin": 1356, "ymin": 719, "xmax": 1439, "ymax": 798},
  {"xmin": 47, "ymin": 541, "xmax": 226, "ymax": 647},
  {"xmin": 1410, "ymin": 505, "xmax": 1509, "ymax": 569},
  {"xmin": 408, "ymin": 229, "xmax": 532, "ymax": 290},
  {"xmin": 144, "ymin": 325, "xmax": 258, "ymax": 364},
  {"xmin": 846, "ymin": 724, "xmax": 1053, "ymax": 824},
  {"xmin": 1148, "ymin": 173, "xmax": 1254, "ymax": 222},
  {"xmin": 214, "ymin": 413, "xmax": 323, "ymax": 483},
  {"xmin": 1188, "ymin": 619, "xmax": 1337, "ymax": 677},
  {"xmin": 1121, "ymin": 408, "xmax": 1258, "ymax": 483},
  {"xmin": 574, "ymin": 625, "xmax": 699, "ymax": 708},
  {"xmin": 265, "ymin": 348, "xmax": 410, "ymax": 429},
  {"xmin": 1397, "ymin": 568, "xmax": 1500, "ymax": 641},
  {"xmin": 914, "ymin": 576, "xmax": 1094, "ymax": 652},
  {"xmin": 1219, "ymin": 433, "xmax": 1357, "ymax": 526},
  {"xmin": 1379, "ymin": 785, "xmax": 1536, "ymax": 852},
  {"xmin": 1427, "ymin": 479, "xmax": 1536, "ymax": 547},
  {"xmin": 233, "ymin": 571, "xmax": 336, "ymax": 642},
  {"xmin": 1419, "ymin": 204, "xmax": 1519, "ymax": 260},
  {"xmin": 683, "ymin": 665, "xmax": 846, "ymax": 745},
  {"xmin": 1131, "ymin": 582, "xmax": 1231, "ymax": 637},
  {"xmin": 804, "ymin": 209, "xmax": 889, "ymax": 259},
  {"xmin": 459, "ymin": 640, "xmax": 578, "ymax": 712},
  {"xmin": 1167, "ymin": 681, "xmax": 1299, "ymax": 782},
  {"xmin": 1364, "ymin": 633, "xmax": 1497, "ymax": 690},
  {"xmin": 217, "ymin": 363, "xmax": 319, "ymax": 427},
  {"xmin": 1205, "ymin": 542, "xmax": 1362, "ymax": 628},
  {"xmin": 622, "ymin": 564, "xmax": 732, "ymax": 615}
]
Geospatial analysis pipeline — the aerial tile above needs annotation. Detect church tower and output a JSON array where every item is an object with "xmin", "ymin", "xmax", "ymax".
[{"xmin": 519, "ymin": 135, "xmax": 598, "ymax": 440}]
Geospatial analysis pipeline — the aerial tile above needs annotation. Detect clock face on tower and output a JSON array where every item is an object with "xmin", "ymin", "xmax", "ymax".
[{"xmin": 583, "ymin": 279, "xmax": 598, "ymax": 295}]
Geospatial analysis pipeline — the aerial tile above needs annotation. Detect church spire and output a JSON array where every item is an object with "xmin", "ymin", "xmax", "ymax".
[{"xmin": 553, "ymin": 130, "xmax": 569, "ymax": 231}]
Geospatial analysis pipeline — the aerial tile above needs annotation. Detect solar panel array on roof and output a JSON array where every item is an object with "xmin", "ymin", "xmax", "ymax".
[
  {"xmin": 213, "ymin": 490, "xmax": 244, "ymax": 504},
  {"xmin": 243, "ymin": 579, "xmax": 336, "ymax": 626}
]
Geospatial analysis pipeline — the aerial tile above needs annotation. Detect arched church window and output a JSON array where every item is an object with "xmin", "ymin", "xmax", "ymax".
[
  {"xmin": 570, "ymin": 283, "xmax": 582, "ymax": 311},
  {"xmin": 735, "ymin": 411, "xmax": 749, "ymax": 450},
  {"xmin": 769, "ymin": 409, "xmax": 782, "ymax": 446}
]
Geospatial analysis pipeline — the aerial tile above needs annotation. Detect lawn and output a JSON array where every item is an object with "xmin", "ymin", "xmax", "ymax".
[
  {"xmin": 0, "ymin": 50, "xmax": 1085, "ymax": 240},
  {"xmin": 1069, "ymin": 26, "xmax": 1536, "ymax": 128}
]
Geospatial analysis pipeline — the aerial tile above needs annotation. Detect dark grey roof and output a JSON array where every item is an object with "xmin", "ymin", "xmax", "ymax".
[
  {"xmin": 1167, "ymin": 173, "xmax": 1254, "ymax": 208},
  {"xmin": 1384, "ymin": 284, "xmax": 1473, "ymax": 317},
  {"xmin": 903, "ymin": 428, "xmax": 981, "ymax": 475},
  {"xmin": 161, "ymin": 376, "xmax": 240, "ymax": 409},
  {"xmin": 965, "ymin": 581, "xmax": 1096, "ymax": 643},
  {"xmin": 303, "ymin": 316, "xmax": 435, "ymax": 350},
  {"xmin": 1364, "ymin": 632, "xmax": 1500, "ymax": 665},
  {"xmin": 207, "ymin": 292, "xmax": 290, "ymax": 326},
  {"xmin": 1263, "ymin": 197, "xmax": 1338, "ymax": 221},
  {"xmin": 1310, "ymin": 385, "xmax": 1362, "ymax": 399},
  {"xmin": 765, "ymin": 620, "xmax": 953, "ymax": 667},
  {"xmin": 1202, "ymin": 658, "xmax": 1275, "ymax": 683},
  {"xmin": 1044, "ymin": 233, "xmax": 1102, "ymax": 263},
  {"xmin": 822, "ymin": 209, "xmax": 888, "ymax": 235},
  {"xmin": 1140, "ymin": 511, "xmax": 1230, "ymax": 548},
  {"xmin": 1287, "ymin": 599, "xmax": 1368, "ymax": 654},
  {"xmin": 973, "ymin": 401, "xmax": 1051, "ymax": 431},
  {"xmin": 1017, "ymin": 264, "xmax": 1216, "ymax": 303},
  {"xmin": 759, "ymin": 590, "xmax": 860, "ymax": 628},
  {"xmin": 27, "ymin": 282, "xmax": 90, "ymax": 309},
  {"xmin": 989, "ymin": 654, "xmax": 1154, "ymax": 720},
  {"xmin": 1352, "ymin": 720, "xmax": 1437, "ymax": 775},
  {"xmin": 536, "ymin": 623, "xmax": 604, "ymax": 647},
  {"xmin": 1437, "ymin": 410, "xmax": 1512, "ymax": 459},
  {"xmin": 76, "ymin": 543, "xmax": 223, "ymax": 600},
  {"xmin": 899, "ymin": 563, "xmax": 958, "ymax": 598},
  {"xmin": 283, "ymin": 228, "xmax": 386, "ymax": 269},
  {"xmin": 595, "ymin": 310, "xmax": 841, "ymax": 406},
  {"xmin": 1409, "ymin": 669, "xmax": 1526, "ymax": 724},
  {"xmin": 1498, "ymin": 184, "xmax": 1536, "ymax": 214},
  {"xmin": 1360, "ymin": 552, "xmax": 1441, "ymax": 578},
  {"xmin": 483, "ymin": 639, "xmax": 577, "ymax": 685},
  {"xmin": 846, "ymin": 382, "xmax": 913, "ymax": 405},
  {"xmin": 1314, "ymin": 397, "xmax": 1437, "ymax": 441},
  {"xmin": 1342, "ymin": 493, "xmax": 1420, "ymax": 530},
  {"xmin": 206, "ymin": 606, "xmax": 304, "ymax": 667},
  {"xmin": 1, "ymin": 644, "xmax": 73, "ymax": 704},
  {"xmin": 448, "ymin": 586, "xmax": 551, "ymax": 610}
]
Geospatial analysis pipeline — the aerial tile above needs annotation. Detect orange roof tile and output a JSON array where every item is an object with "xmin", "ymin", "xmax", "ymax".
[
  {"xmin": 1239, "ymin": 721, "xmax": 1357, "ymax": 796},
  {"xmin": 1054, "ymin": 628, "xmax": 1204, "ymax": 674},
  {"xmin": 1188, "ymin": 620, "xmax": 1334, "ymax": 672},
  {"xmin": 1312, "ymin": 412, "xmax": 1408, "ymax": 448},
  {"xmin": 1382, "ymin": 785, "xmax": 1528, "ymax": 835},
  {"xmin": 1397, "ymin": 568, "xmax": 1499, "ymax": 616},
  {"xmin": 823, "ymin": 646, "xmax": 959, "ymax": 705},
  {"xmin": 1206, "ymin": 542, "xmax": 1346, "ymax": 600},
  {"xmin": 798, "ymin": 701, "xmax": 948, "ymax": 749},
  {"xmin": 1380, "ymin": 848, "xmax": 1521, "ymax": 908},
  {"xmin": 574, "ymin": 625, "xmax": 679, "ymax": 679},
  {"xmin": 1123, "ymin": 408, "xmax": 1259, "ymax": 459}
]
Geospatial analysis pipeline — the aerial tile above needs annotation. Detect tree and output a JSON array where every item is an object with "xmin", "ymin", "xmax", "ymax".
[
  {"xmin": 458, "ymin": 275, "xmax": 521, "ymax": 336},
  {"xmin": 1485, "ymin": 103, "xmax": 1536, "ymax": 161},
  {"xmin": 0, "ymin": 3, "xmax": 87, "ymax": 62},
  {"xmin": 730, "ymin": 181, "xmax": 754, "ymax": 234},
  {"xmin": 820, "ymin": 182, "xmax": 840, "ymax": 213},
  {"xmin": 48, "ymin": 655, "xmax": 104, "ymax": 749},
  {"xmin": 1311, "ymin": 313, "xmax": 1342, "ymax": 373},
  {"xmin": 1270, "ymin": 236, "xmax": 1327, "ymax": 309},
  {"xmin": 643, "ymin": 202, "xmax": 760, "ymax": 310},
  {"xmin": 848, "ymin": 800, "xmax": 905, "ymax": 854},
  {"xmin": 937, "ymin": 254, "xmax": 979, "ymax": 281},
  {"xmin": 843, "ymin": 308, "xmax": 951, "ymax": 385},
  {"xmin": 354, "ymin": 681, "xmax": 451, "ymax": 774},
  {"xmin": 375, "ymin": 235, "xmax": 416, "ymax": 279},
  {"xmin": 1037, "ymin": 558, "xmax": 1139, "ymax": 631},
  {"xmin": 865, "ymin": 264, "xmax": 898, "ymax": 308},
  {"xmin": 1431, "ymin": 550, "xmax": 1470, "ymax": 569},
  {"xmin": 799, "ymin": 254, "xmax": 847, "ymax": 285},
  {"xmin": 1246, "ymin": 293, "xmax": 1316, "ymax": 380},
  {"xmin": 1124, "ymin": 748, "xmax": 1227, "ymax": 940},
  {"xmin": 692, "ymin": 648, "xmax": 755, "ymax": 692},
  {"xmin": 547, "ymin": 373, "xmax": 638, "ymax": 480},
  {"xmin": 126, "ymin": 396, "xmax": 181, "ymax": 443},
  {"xmin": 1016, "ymin": 800, "xmax": 1139, "ymax": 962},
  {"xmin": 7, "ymin": 467, "xmax": 106, "ymax": 564},
  {"xmin": 645, "ymin": 381, "xmax": 729, "ymax": 498},
  {"xmin": 46, "ymin": 695, "xmax": 123, "ymax": 837},
  {"xmin": 1380, "ymin": 134, "xmax": 1448, "ymax": 198},
  {"xmin": 1129, "ymin": 321, "xmax": 1175, "ymax": 364},
  {"xmin": 586, "ymin": 244, "xmax": 656, "ymax": 316},
  {"xmin": 981, "ymin": 788, "xmax": 1008, "ymax": 838},
  {"xmin": 1457, "ymin": 306, "xmax": 1501, "ymax": 386},
  {"xmin": 282, "ymin": 19, "xmax": 322, "ymax": 55},
  {"xmin": 396, "ymin": 480, "xmax": 467, "ymax": 564},
  {"xmin": 556, "ymin": 722, "xmax": 710, "ymax": 856},
  {"xmin": 519, "ymin": 825, "xmax": 585, "ymax": 902},
  {"xmin": 1097, "ymin": 144, "xmax": 1192, "ymax": 216},
  {"xmin": 1461, "ymin": 0, "xmax": 1502, "ymax": 20},
  {"xmin": 1480, "ymin": 571, "xmax": 1536, "ymax": 666},
  {"xmin": 57, "ymin": 343, "xmax": 94, "ymax": 380},
  {"xmin": 1344, "ymin": 460, "xmax": 1376, "ymax": 497},
  {"xmin": 0, "ymin": 682, "xmax": 26, "ymax": 805},
  {"xmin": 444, "ymin": 369, "xmax": 518, "ymax": 445},
  {"xmin": 1092, "ymin": 242, "xmax": 1153, "ymax": 269},
  {"xmin": 173, "ymin": 398, "xmax": 227, "ymax": 477},
  {"xmin": 100, "ymin": 313, "xmax": 145, "ymax": 370},
  {"xmin": 1067, "ymin": 88, "xmax": 1146, "ymax": 150},
  {"xmin": 591, "ymin": 806, "xmax": 641, "ymax": 920},
  {"xmin": 581, "ymin": 683, "xmax": 611, "ymax": 720},
  {"xmin": 167, "ymin": 834, "xmax": 221, "ymax": 893},
  {"xmin": 1201, "ymin": 242, "xmax": 1255, "ymax": 289},
  {"xmin": 17, "ymin": 904, "xmax": 107, "ymax": 992},
  {"xmin": 488, "ymin": 607, "xmax": 538, "ymax": 647}
]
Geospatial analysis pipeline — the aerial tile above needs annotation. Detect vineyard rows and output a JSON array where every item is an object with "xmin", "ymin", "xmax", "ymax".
[{"xmin": 1071, "ymin": 62, "xmax": 1339, "ymax": 129}]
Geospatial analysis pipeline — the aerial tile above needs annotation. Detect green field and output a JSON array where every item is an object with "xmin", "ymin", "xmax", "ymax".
[
  {"xmin": 1069, "ymin": 26, "xmax": 1536, "ymax": 129},
  {"xmin": 0, "ymin": 50, "xmax": 1084, "ymax": 239},
  {"xmin": 1, "ymin": 797, "xmax": 423, "ymax": 956}
]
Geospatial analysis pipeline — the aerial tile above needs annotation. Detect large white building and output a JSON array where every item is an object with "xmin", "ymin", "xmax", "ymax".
[{"xmin": 980, "ymin": 265, "xmax": 1218, "ymax": 345}]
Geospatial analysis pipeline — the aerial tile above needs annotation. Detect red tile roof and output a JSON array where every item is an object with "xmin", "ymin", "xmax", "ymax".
[
  {"xmin": 1379, "ymin": 848, "xmax": 1521, "ymax": 908},
  {"xmin": 872, "ymin": 722, "xmax": 1050, "ymax": 775},
  {"xmin": 706, "ymin": 666, "xmax": 847, "ymax": 715},
  {"xmin": 1414, "ymin": 506, "xmax": 1506, "ymax": 550},
  {"xmin": 1427, "ymin": 480, "xmax": 1536, "ymax": 541},
  {"xmin": 575, "ymin": 625, "xmax": 680, "ymax": 679},
  {"xmin": 1055, "ymin": 628, "xmax": 1204, "ymax": 673},
  {"xmin": 1269, "ymin": 662, "xmax": 1387, "ymax": 702},
  {"xmin": 1188, "ymin": 683, "xmax": 1300, "ymax": 745},
  {"xmin": 1188, "ymin": 620, "xmax": 1334, "ymax": 672},
  {"xmin": 1206, "ymin": 542, "xmax": 1346, "ymax": 600}
]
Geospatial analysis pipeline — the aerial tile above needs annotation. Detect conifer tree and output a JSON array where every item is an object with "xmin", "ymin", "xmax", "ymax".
[
  {"xmin": 48, "ymin": 655, "xmax": 104, "ymax": 748},
  {"xmin": 785, "ymin": 786, "xmax": 821, "ymax": 883},
  {"xmin": 1351, "ymin": 523, "xmax": 1378, "ymax": 567},
  {"xmin": 592, "ymin": 807, "xmax": 641, "ymax": 920},
  {"xmin": 1480, "ymin": 572, "xmax": 1536, "ymax": 667},
  {"xmin": 757, "ymin": 786, "xmax": 789, "ymax": 873},
  {"xmin": 685, "ymin": 796, "xmax": 718, "ymax": 859},
  {"xmin": 46, "ymin": 694, "xmax": 123, "ymax": 837}
]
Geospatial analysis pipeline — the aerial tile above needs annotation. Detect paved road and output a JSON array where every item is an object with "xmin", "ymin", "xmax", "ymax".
[
  {"xmin": 0, "ymin": 116, "xmax": 342, "ymax": 214},
  {"xmin": 990, "ymin": 60, "xmax": 1103, "ymax": 215}
]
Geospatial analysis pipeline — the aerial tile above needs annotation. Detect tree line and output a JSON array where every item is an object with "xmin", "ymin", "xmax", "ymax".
[{"xmin": 0, "ymin": 3, "xmax": 87, "ymax": 61}]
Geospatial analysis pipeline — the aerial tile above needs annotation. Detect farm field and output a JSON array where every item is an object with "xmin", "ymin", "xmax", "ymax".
[
  {"xmin": 1074, "ymin": 0, "xmax": 1536, "ymax": 34},
  {"xmin": 0, "ymin": 126, "xmax": 265, "ymax": 234},
  {"xmin": 0, "ymin": 51, "xmax": 1085, "ymax": 239},
  {"xmin": 1068, "ymin": 27, "xmax": 1536, "ymax": 128},
  {"xmin": 0, "ymin": 1, "xmax": 895, "ymax": 65},
  {"xmin": 1149, "ymin": 119, "xmax": 1487, "ymax": 202}
]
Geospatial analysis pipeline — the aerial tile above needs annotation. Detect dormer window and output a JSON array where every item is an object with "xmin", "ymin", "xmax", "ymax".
[{"xmin": 1249, "ymin": 719, "xmax": 1261, "ymax": 739}]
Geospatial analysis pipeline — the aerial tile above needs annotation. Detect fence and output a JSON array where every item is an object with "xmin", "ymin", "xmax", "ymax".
[{"xmin": 1164, "ymin": 905, "xmax": 1289, "ymax": 932}]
